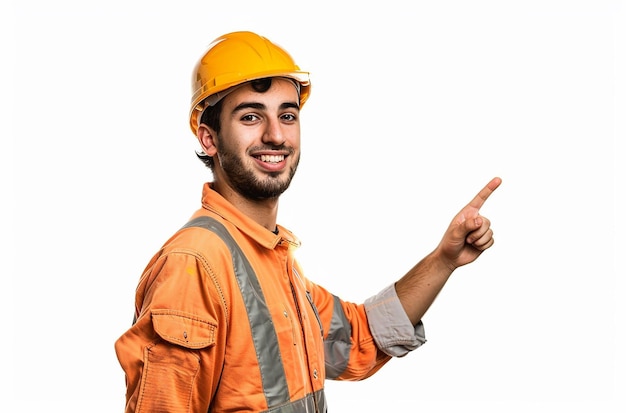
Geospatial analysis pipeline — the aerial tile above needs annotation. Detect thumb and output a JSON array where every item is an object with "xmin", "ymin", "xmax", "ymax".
[
  {"xmin": 468, "ymin": 215, "xmax": 483, "ymax": 230},
  {"xmin": 454, "ymin": 214, "xmax": 482, "ymax": 239}
]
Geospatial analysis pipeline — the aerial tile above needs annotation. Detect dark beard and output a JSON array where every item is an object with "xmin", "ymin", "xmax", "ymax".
[{"xmin": 218, "ymin": 150, "xmax": 299, "ymax": 200}]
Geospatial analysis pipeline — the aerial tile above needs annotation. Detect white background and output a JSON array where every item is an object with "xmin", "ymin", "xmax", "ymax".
[{"xmin": 3, "ymin": 0, "xmax": 625, "ymax": 412}]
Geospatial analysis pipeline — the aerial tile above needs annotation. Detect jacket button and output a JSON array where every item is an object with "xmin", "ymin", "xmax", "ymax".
[{"xmin": 313, "ymin": 369, "xmax": 318, "ymax": 379}]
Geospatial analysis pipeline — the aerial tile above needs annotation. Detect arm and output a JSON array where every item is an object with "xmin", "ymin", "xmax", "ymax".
[
  {"xmin": 395, "ymin": 177, "xmax": 502, "ymax": 325},
  {"xmin": 115, "ymin": 252, "xmax": 226, "ymax": 413}
]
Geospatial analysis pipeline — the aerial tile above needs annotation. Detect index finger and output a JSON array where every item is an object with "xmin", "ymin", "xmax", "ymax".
[{"xmin": 467, "ymin": 176, "xmax": 502, "ymax": 210}]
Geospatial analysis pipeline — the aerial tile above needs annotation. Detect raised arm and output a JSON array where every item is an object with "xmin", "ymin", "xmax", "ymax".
[{"xmin": 395, "ymin": 177, "xmax": 502, "ymax": 325}]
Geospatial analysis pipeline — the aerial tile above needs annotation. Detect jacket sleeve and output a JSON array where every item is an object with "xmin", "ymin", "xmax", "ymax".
[
  {"xmin": 114, "ymin": 250, "xmax": 227, "ymax": 413},
  {"xmin": 300, "ymin": 274, "xmax": 384, "ymax": 381},
  {"xmin": 363, "ymin": 283, "xmax": 427, "ymax": 357},
  {"xmin": 306, "ymin": 275, "xmax": 427, "ymax": 381}
]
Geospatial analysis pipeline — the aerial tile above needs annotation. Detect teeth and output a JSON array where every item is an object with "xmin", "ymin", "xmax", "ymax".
[{"xmin": 259, "ymin": 154, "xmax": 284, "ymax": 163}]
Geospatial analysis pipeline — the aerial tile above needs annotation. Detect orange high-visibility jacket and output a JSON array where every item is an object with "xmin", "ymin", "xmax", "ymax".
[{"xmin": 115, "ymin": 183, "xmax": 425, "ymax": 413}]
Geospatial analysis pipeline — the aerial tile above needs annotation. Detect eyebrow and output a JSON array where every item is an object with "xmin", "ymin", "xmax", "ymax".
[{"xmin": 232, "ymin": 101, "xmax": 300, "ymax": 114}]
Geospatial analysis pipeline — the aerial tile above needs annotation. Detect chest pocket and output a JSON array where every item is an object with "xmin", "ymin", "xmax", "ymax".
[{"xmin": 152, "ymin": 309, "xmax": 217, "ymax": 349}]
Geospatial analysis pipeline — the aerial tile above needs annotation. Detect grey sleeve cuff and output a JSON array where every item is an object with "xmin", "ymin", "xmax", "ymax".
[{"xmin": 364, "ymin": 283, "xmax": 427, "ymax": 357}]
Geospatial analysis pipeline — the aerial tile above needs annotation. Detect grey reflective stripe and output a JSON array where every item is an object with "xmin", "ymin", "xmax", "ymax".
[
  {"xmin": 264, "ymin": 389, "xmax": 326, "ymax": 413},
  {"xmin": 181, "ymin": 216, "xmax": 290, "ymax": 408},
  {"xmin": 323, "ymin": 295, "xmax": 352, "ymax": 379}
]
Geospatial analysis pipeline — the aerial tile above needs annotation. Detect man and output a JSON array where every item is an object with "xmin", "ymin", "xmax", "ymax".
[{"xmin": 115, "ymin": 31, "xmax": 501, "ymax": 413}]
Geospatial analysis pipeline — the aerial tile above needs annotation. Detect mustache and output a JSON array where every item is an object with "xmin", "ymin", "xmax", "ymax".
[{"xmin": 249, "ymin": 144, "xmax": 294, "ymax": 154}]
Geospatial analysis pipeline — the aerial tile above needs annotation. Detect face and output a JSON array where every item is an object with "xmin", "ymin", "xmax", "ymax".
[{"xmin": 201, "ymin": 78, "xmax": 302, "ymax": 200}]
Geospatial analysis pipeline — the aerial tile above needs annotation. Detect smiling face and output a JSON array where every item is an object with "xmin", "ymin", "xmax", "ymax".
[{"xmin": 197, "ymin": 78, "xmax": 302, "ymax": 201}]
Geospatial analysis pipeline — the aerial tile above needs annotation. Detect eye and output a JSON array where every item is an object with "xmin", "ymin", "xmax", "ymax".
[
  {"xmin": 240, "ymin": 113, "xmax": 260, "ymax": 122},
  {"xmin": 281, "ymin": 112, "xmax": 298, "ymax": 122}
]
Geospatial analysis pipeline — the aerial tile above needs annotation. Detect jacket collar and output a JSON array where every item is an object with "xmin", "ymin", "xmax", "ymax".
[{"xmin": 198, "ymin": 182, "xmax": 301, "ymax": 250}]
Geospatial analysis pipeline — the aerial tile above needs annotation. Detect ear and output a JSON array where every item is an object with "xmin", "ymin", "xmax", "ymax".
[{"xmin": 197, "ymin": 124, "xmax": 218, "ymax": 156}]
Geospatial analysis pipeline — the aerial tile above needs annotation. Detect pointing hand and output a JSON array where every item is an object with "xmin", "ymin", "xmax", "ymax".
[{"xmin": 436, "ymin": 177, "xmax": 502, "ymax": 270}]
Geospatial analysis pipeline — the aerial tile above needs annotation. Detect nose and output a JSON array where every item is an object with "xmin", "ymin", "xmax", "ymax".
[{"xmin": 262, "ymin": 118, "xmax": 286, "ymax": 145}]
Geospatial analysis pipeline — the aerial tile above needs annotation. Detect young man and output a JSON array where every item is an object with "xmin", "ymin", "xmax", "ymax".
[{"xmin": 115, "ymin": 31, "xmax": 501, "ymax": 413}]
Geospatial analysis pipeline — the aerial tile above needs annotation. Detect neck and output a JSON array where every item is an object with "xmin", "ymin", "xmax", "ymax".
[{"xmin": 212, "ymin": 181, "xmax": 279, "ymax": 231}]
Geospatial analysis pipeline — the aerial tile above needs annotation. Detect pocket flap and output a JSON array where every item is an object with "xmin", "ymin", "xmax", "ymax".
[{"xmin": 151, "ymin": 309, "xmax": 217, "ymax": 349}]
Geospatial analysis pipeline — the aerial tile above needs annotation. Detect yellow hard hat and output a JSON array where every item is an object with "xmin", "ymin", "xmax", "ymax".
[{"xmin": 189, "ymin": 31, "xmax": 311, "ymax": 135}]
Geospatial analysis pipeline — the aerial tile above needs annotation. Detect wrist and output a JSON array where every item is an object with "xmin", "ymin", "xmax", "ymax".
[{"xmin": 429, "ymin": 246, "xmax": 457, "ymax": 274}]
